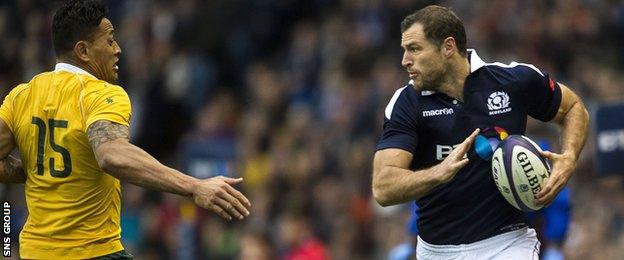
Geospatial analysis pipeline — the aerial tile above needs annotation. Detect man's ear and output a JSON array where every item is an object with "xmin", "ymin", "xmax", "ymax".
[
  {"xmin": 442, "ymin": 37, "xmax": 456, "ymax": 58},
  {"xmin": 74, "ymin": 41, "xmax": 90, "ymax": 63}
]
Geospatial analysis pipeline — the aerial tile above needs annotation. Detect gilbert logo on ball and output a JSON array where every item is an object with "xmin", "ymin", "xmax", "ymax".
[{"xmin": 491, "ymin": 135, "xmax": 550, "ymax": 212}]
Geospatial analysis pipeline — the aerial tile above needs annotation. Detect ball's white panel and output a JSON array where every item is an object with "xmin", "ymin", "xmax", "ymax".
[{"xmin": 492, "ymin": 148, "xmax": 519, "ymax": 210}]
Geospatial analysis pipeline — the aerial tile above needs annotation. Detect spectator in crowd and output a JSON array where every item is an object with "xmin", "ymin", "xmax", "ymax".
[{"xmin": 278, "ymin": 213, "xmax": 329, "ymax": 260}]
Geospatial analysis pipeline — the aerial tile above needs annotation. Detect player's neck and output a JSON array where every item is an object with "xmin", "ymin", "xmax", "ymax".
[
  {"xmin": 438, "ymin": 57, "xmax": 470, "ymax": 102},
  {"xmin": 56, "ymin": 57, "xmax": 96, "ymax": 77}
]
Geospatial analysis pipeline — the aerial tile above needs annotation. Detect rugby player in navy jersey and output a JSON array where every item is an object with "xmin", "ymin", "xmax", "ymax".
[{"xmin": 372, "ymin": 5, "xmax": 589, "ymax": 259}]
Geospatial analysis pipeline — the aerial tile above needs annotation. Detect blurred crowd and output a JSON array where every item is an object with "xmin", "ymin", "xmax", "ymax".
[{"xmin": 0, "ymin": 0, "xmax": 623, "ymax": 259}]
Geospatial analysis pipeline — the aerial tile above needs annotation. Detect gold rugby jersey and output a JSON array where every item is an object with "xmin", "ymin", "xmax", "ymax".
[{"xmin": 0, "ymin": 63, "xmax": 131, "ymax": 259}]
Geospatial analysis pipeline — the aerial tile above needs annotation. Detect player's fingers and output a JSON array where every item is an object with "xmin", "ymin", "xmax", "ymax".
[
  {"xmin": 451, "ymin": 158, "xmax": 470, "ymax": 171},
  {"xmin": 538, "ymin": 196, "xmax": 555, "ymax": 207},
  {"xmin": 209, "ymin": 203, "xmax": 233, "ymax": 221},
  {"xmin": 537, "ymin": 168, "xmax": 561, "ymax": 197},
  {"xmin": 453, "ymin": 129, "xmax": 480, "ymax": 157},
  {"xmin": 536, "ymin": 177, "xmax": 554, "ymax": 200},
  {"xmin": 214, "ymin": 196, "xmax": 245, "ymax": 220},
  {"xmin": 225, "ymin": 184, "xmax": 252, "ymax": 210},
  {"xmin": 221, "ymin": 177, "xmax": 244, "ymax": 185},
  {"xmin": 535, "ymin": 192, "xmax": 550, "ymax": 206},
  {"xmin": 467, "ymin": 128, "xmax": 480, "ymax": 142},
  {"xmin": 540, "ymin": 150, "xmax": 559, "ymax": 160},
  {"xmin": 540, "ymin": 185, "xmax": 559, "ymax": 206},
  {"xmin": 460, "ymin": 128, "xmax": 480, "ymax": 148},
  {"xmin": 536, "ymin": 178, "xmax": 562, "ymax": 205},
  {"xmin": 221, "ymin": 189, "xmax": 250, "ymax": 218},
  {"xmin": 552, "ymin": 178, "xmax": 565, "ymax": 195}
]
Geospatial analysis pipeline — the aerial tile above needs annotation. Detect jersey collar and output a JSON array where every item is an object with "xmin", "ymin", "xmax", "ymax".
[
  {"xmin": 468, "ymin": 49, "xmax": 486, "ymax": 73},
  {"xmin": 407, "ymin": 80, "xmax": 435, "ymax": 96},
  {"xmin": 54, "ymin": 63, "xmax": 96, "ymax": 78}
]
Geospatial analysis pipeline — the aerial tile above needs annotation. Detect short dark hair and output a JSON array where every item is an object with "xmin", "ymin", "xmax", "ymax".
[
  {"xmin": 52, "ymin": 0, "xmax": 107, "ymax": 57},
  {"xmin": 401, "ymin": 5, "xmax": 467, "ymax": 57}
]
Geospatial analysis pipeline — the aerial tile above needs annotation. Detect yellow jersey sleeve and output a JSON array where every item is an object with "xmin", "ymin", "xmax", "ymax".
[
  {"xmin": 82, "ymin": 83, "xmax": 132, "ymax": 130},
  {"xmin": 0, "ymin": 84, "xmax": 29, "ymax": 133}
]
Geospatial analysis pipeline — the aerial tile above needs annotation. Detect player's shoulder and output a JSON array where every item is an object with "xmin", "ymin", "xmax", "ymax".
[
  {"xmin": 81, "ymin": 77, "xmax": 127, "ymax": 96},
  {"xmin": 7, "ymin": 83, "xmax": 31, "ymax": 98},
  {"xmin": 19, "ymin": 71, "xmax": 56, "ymax": 88},
  {"xmin": 81, "ymin": 76, "xmax": 123, "ymax": 90},
  {"xmin": 4, "ymin": 72, "xmax": 53, "ymax": 101},
  {"xmin": 469, "ymin": 49, "xmax": 545, "ymax": 84},
  {"xmin": 384, "ymin": 81, "xmax": 422, "ymax": 119},
  {"xmin": 482, "ymin": 61, "xmax": 544, "ymax": 78},
  {"xmin": 79, "ymin": 78, "xmax": 130, "ymax": 112}
]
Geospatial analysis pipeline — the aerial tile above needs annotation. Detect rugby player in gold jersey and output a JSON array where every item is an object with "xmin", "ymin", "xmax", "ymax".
[{"xmin": 0, "ymin": 1, "xmax": 250, "ymax": 258}]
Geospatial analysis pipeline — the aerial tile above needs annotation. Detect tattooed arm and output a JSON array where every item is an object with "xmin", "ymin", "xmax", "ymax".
[
  {"xmin": 87, "ymin": 120, "xmax": 194, "ymax": 195},
  {"xmin": 87, "ymin": 120, "xmax": 251, "ymax": 220},
  {"xmin": 0, "ymin": 156, "xmax": 25, "ymax": 183},
  {"xmin": 0, "ymin": 119, "xmax": 25, "ymax": 183}
]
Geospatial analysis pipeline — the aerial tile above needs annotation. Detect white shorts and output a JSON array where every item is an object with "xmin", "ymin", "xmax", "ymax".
[{"xmin": 416, "ymin": 227, "xmax": 540, "ymax": 260}]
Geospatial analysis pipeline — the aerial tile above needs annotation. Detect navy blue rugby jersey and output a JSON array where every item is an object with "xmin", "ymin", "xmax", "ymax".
[{"xmin": 376, "ymin": 49, "xmax": 562, "ymax": 245}]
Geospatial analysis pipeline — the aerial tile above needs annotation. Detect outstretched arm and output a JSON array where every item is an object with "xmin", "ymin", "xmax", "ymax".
[
  {"xmin": 0, "ymin": 119, "xmax": 24, "ymax": 183},
  {"xmin": 87, "ymin": 120, "xmax": 251, "ymax": 220},
  {"xmin": 536, "ymin": 83, "xmax": 589, "ymax": 206}
]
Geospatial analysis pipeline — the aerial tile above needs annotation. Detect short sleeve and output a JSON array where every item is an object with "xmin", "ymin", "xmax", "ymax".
[
  {"xmin": 376, "ymin": 86, "xmax": 419, "ymax": 153},
  {"xmin": 514, "ymin": 65, "xmax": 562, "ymax": 121},
  {"xmin": 83, "ymin": 84, "xmax": 132, "ymax": 130},
  {"xmin": 0, "ymin": 84, "xmax": 28, "ymax": 133}
]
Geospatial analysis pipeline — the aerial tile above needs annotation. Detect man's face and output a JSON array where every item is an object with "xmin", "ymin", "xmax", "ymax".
[
  {"xmin": 85, "ymin": 18, "xmax": 121, "ymax": 84},
  {"xmin": 400, "ymin": 23, "xmax": 447, "ymax": 91}
]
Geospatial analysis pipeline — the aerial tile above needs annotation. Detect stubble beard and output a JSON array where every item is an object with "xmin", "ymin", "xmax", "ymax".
[{"xmin": 411, "ymin": 66, "xmax": 446, "ymax": 92}]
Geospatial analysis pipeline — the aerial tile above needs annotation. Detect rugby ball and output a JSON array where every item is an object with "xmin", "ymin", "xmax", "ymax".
[{"xmin": 491, "ymin": 135, "xmax": 550, "ymax": 212}]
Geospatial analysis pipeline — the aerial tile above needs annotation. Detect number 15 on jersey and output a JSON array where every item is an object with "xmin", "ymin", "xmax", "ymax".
[{"xmin": 31, "ymin": 116, "xmax": 72, "ymax": 178}]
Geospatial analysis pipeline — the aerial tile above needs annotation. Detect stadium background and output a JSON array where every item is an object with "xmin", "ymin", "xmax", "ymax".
[{"xmin": 0, "ymin": 0, "xmax": 623, "ymax": 259}]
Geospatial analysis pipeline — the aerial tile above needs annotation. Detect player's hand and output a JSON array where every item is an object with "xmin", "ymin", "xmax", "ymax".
[
  {"xmin": 535, "ymin": 151, "xmax": 576, "ymax": 206},
  {"xmin": 191, "ymin": 176, "xmax": 251, "ymax": 220},
  {"xmin": 434, "ymin": 128, "xmax": 480, "ymax": 183}
]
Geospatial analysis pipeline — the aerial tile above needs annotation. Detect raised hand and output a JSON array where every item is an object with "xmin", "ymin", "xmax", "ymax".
[
  {"xmin": 434, "ymin": 128, "xmax": 480, "ymax": 183},
  {"xmin": 191, "ymin": 176, "xmax": 251, "ymax": 220}
]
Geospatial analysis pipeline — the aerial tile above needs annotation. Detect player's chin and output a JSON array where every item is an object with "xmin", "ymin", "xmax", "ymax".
[
  {"xmin": 108, "ymin": 73, "xmax": 119, "ymax": 84},
  {"xmin": 409, "ymin": 79, "xmax": 424, "ymax": 89},
  {"xmin": 112, "ymin": 67, "xmax": 120, "ymax": 79}
]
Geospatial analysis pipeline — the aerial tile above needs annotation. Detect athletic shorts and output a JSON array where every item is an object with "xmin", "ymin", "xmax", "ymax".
[
  {"xmin": 91, "ymin": 250, "xmax": 134, "ymax": 260},
  {"xmin": 416, "ymin": 227, "xmax": 540, "ymax": 260}
]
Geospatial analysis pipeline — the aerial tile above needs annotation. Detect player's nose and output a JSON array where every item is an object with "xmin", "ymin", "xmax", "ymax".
[
  {"xmin": 401, "ymin": 51, "xmax": 412, "ymax": 68},
  {"xmin": 114, "ymin": 41, "xmax": 122, "ymax": 55}
]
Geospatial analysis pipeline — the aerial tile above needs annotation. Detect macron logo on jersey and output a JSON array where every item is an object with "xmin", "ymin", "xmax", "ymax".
[{"xmin": 423, "ymin": 108, "xmax": 454, "ymax": 117}]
